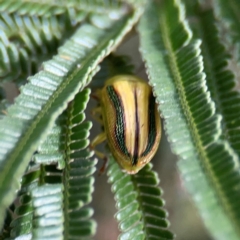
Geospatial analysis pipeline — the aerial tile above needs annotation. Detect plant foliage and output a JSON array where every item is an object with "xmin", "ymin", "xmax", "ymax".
[
  {"xmin": 107, "ymin": 157, "xmax": 174, "ymax": 240},
  {"xmin": 0, "ymin": 0, "xmax": 240, "ymax": 239},
  {"xmin": 0, "ymin": 10, "xmax": 82, "ymax": 84},
  {"xmin": 0, "ymin": 4, "xmax": 141, "ymax": 230},
  {"xmin": 138, "ymin": 0, "xmax": 240, "ymax": 239},
  {"xmin": 3, "ymin": 88, "xmax": 96, "ymax": 239}
]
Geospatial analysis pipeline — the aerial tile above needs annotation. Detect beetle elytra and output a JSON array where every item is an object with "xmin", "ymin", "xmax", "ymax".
[{"xmin": 91, "ymin": 75, "xmax": 161, "ymax": 174}]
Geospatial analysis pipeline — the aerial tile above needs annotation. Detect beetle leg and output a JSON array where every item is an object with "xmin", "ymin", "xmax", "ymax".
[
  {"xmin": 90, "ymin": 132, "xmax": 108, "ymax": 175},
  {"xmin": 90, "ymin": 132, "xmax": 106, "ymax": 150},
  {"xmin": 90, "ymin": 132, "xmax": 108, "ymax": 174},
  {"xmin": 90, "ymin": 132, "xmax": 107, "ymax": 157},
  {"xmin": 99, "ymin": 157, "xmax": 108, "ymax": 175},
  {"xmin": 91, "ymin": 106, "xmax": 103, "ymax": 123}
]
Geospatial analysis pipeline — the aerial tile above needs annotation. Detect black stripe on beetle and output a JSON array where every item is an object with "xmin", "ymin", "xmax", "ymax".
[
  {"xmin": 106, "ymin": 86, "xmax": 130, "ymax": 158},
  {"xmin": 141, "ymin": 93, "xmax": 157, "ymax": 157}
]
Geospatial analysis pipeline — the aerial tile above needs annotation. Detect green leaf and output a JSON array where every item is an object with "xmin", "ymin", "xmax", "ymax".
[
  {"xmin": 8, "ymin": 162, "xmax": 40, "ymax": 239},
  {"xmin": 138, "ymin": 0, "xmax": 240, "ymax": 239},
  {"xmin": 0, "ymin": 12, "xmax": 81, "ymax": 84},
  {"xmin": 202, "ymin": 1, "xmax": 240, "ymax": 159},
  {"xmin": 107, "ymin": 157, "xmax": 174, "ymax": 240},
  {"xmin": 32, "ymin": 184, "xmax": 63, "ymax": 239},
  {"xmin": 63, "ymin": 89, "xmax": 97, "ymax": 239},
  {"xmin": 0, "ymin": 7, "xmax": 142, "ymax": 229},
  {"xmin": 34, "ymin": 120, "xmax": 65, "ymax": 169},
  {"xmin": 184, "ymin": 0, "xmax": 240, "ymax": 171},
  {"xmin": 0, "ymin": 0, "xmax": 125, "ymax": 16},
  {"xmin": 8, "ymin": 88, "xmax": 96, "ymax": 239}
]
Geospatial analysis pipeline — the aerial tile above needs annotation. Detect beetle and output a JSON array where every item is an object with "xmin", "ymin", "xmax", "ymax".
[{"xmin": 91, "ymin": 75, "xmax": 161, "ymax": 174}]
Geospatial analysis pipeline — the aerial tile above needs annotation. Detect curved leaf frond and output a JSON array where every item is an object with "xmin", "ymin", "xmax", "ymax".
[
  {"xmin": 0, "ymin": 0, "xmax": 126, "ymax": 16},
  {"xmin": 107, "ymin": 158, "xmax": 174, "ymax": 240},
  {"xmin": 7, "ymin": 88, "xmax": 96, "ymax": 239},
  {"xmin": 34, "ymin": 120, "xmax": 66, "ymax": 170},
  {"xmin": 7, "ymin": 162, "xmax": 40, "ymax": 239},
  {"xmin": 0, "ymin": 7, "xmax": 142, "ymax": 229},
  {"xmin": 184, "ymin": 2, "xmax": 240, "ymax": 163},
  {"xmin": 0, "ymin": 12, "xmax": 82, "ymax": 84},
  {"xmin": 31, "ymin": 184, "xmax": 63, "ymax": 239},
  {"xmin": 63, "ymin": 89, "xmax": 97, "ymax": 239},
  {"xmin": 7, "ymin": 110, "xmax": 65, "ymax": 239},
  {"xmin": 138, "ymin": 0, "xmax": 240, "ymax": 239}
]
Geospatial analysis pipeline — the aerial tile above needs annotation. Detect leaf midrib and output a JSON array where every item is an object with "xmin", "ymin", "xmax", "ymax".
[
  {"xmin": 159, "ymin": 2, "xmax": 240, "ymax": 237},
  {"xmin": 0, "ymin": 13, "xmax": 134, "ymax": 192}
]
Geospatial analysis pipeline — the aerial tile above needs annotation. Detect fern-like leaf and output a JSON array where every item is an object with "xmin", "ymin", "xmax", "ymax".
[
  {"xmin": 0, "ymin": 12, "xmax": 82, "ymax": 84},
  {"xmin": 7, "ymin": 88, "xmax": 96, "ymax": 239},
  {"xmin": 63, "ymin": 88, "xmax": 97, "ymax": 239},
  {"xmin": 31, "ymin": 184, "xmax": 63, "ymax": 239},
  {"xmin": 0, "ymin": 7, "xmax": 142, "ymax": 229},
  {"xmin": 8, "ymin": 162, "xmax": 40, "ymax": 239},
  {"xmin": 184, "ymin": 1, "xmax": 240, "ymax": 167},
  {"xmin": 138, "ymin": 0, "xmax": 240, "ymax": 239},
  {"xmin": 197, "ymin": 1, "xmax": 240, "ymax": 160},
  {"xmin": 107, "ymin": 157, "xmax": 174, "ymax": 240},
  {"xmin": 0, "ymin": 0, "xmax": 125, "ymax": 16}
]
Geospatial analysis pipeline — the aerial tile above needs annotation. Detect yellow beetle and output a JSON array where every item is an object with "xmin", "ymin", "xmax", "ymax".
[{"xmin": 91, "ymin": 75, "xmax": 161, "ymax": 174}]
